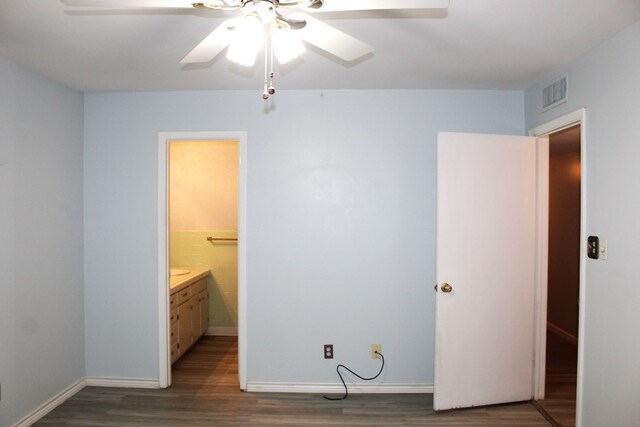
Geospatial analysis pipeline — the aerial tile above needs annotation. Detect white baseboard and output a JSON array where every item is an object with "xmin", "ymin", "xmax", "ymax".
[
  {"xmin": 85, "ymin": 377, "xmax": 160, "ymax": 389},
  {"xmin": 12, "ymin": 376, "xmax": 160, "ymax": 426},
  {"xmin": 12, "ymin": 377, "xmax": 86, "ymax": 427},
  {"xmin": 246, "ymin": 382, "xmax": 433, "ymax": 394},
  {"xmin": 206, "ymin": 326, "xmax": 238, "ymax": 336},
  {"xmin": 547, "ymin": 321, "xmax": 578, "ymax": 345}
]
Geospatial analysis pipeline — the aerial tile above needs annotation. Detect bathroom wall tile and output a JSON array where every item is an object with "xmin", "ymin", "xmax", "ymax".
[{"xmin": 170, "ymin": 230, "xmax": 238, "ymax": 329}]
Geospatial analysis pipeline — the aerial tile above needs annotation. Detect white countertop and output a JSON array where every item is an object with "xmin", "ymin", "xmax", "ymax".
[{"xmin": 169, "ymin": 269, "xmax": 210, "ymax": 295}]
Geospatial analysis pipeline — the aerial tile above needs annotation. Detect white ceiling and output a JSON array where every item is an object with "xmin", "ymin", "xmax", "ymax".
[{"xmin": 1, "ymin": 0, "xmax": 639, "ymax": 93}]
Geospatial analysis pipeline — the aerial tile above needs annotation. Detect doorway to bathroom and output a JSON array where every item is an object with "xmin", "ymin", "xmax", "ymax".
[
  {"xmin": 157, "ymin": 132, "xmax": 247, "ymax": 390},
  {"xmin": 169, "ymin": 140, "xmax": 239, "ymax": 339}
]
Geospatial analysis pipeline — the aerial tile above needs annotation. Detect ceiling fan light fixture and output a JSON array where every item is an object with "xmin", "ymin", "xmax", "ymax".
[
  {"xmin": 193, "ymin": 0, "xmax": 241, "ymax": 9},
  {"xmin": 303, "ymin": 0, "xmax": 324, "ymax": 10},
  {"xmin": 274, "ymin": 27, "xmax": 306, "ymax": 64},
  {"xmin": 62, "ymin": 0, "xmax": 451, "ymax": 97},
  {"xmin": 226, "ymin": 15, "xmax": 264, "ymax": 66}
]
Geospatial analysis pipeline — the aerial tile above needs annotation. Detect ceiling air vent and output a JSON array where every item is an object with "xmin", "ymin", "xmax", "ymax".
[{"xmin": 542, "ymin": 75, "xmax": 568, "ymax": 112}]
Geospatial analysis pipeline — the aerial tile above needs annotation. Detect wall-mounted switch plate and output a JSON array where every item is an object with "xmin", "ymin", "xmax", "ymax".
[
  {"xmin": 600, "ymin": 239, "xmax": 608, "ymax": 260},
  {"xmin": 588, "ymin": 236, "xmax": 599, "ymax": 259}
]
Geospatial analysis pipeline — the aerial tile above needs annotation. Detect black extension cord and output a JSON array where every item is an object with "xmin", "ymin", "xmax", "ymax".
[{"xmin": 323, "ymin": 351, "xmax": 385, "ymax": 401}]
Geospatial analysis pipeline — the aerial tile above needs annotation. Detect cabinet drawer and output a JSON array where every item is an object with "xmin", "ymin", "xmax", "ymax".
[
  {"xmin": 170, "ymin": 293, "xmax": 177, "ymax": 310},
  {"xmin": 193, "ymin": 278, "xmax": 207, "ymax": 294},
  {"xmin": 170, "ymin": 321, "xmax": 178, "ymax": 345},
  {"xmin": 170, "ymin": 308, "xmax": 178, "ymax": 324},
  {"xmin": 176, "ymin": 287, "xmax": 192, "ymax": 305}
]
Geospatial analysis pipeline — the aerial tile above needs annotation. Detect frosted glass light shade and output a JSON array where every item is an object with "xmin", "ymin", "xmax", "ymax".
[
  {"xmin": 226, "ymin": 16, "xmax": 264, "ymax": 66},
  {"xmin": 274, "ymin": 28, "xmax": 306, "ymax": 64}
]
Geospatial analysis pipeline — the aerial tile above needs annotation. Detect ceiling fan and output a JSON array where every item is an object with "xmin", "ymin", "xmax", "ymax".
[{"xmin": 62, "ymin": 0, "xmax": 449, "ymax": 97}]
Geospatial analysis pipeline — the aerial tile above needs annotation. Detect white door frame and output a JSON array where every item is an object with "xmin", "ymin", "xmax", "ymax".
[
  {"xmin": 529, "ymin": 108, "xmax": 586, "ymax": 426},
  {"xmin": 157, "ymin": 131, "xmax": 248, "ymax": 390}
]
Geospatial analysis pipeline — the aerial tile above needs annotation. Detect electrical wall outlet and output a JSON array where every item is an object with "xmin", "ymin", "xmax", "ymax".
[
  {"xmin": 324, "ymin": 344, "xmax": 334, "ymax": 359},
  {"xmin": 371, "ymin": 344, "xmax": 382, "ymax": 359}
]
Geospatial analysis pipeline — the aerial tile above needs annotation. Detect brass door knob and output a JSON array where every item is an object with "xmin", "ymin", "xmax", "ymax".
[{"xmin": 441, "ymin": 283, "xmax": 453, "ymax": 293}]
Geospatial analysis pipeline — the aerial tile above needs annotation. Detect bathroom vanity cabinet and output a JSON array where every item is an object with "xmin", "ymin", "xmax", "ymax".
[{"xmin": 169, "ymin": 270, "xmax": 210, "ymax": 364}]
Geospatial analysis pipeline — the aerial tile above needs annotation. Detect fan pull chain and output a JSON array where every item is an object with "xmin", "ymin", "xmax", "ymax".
[
  {"xmin": 262, "ymin": 23, "xmax": 277, "ymax": 100},
  {"xmin": 268, "ymin": 25, "xmax": 275, "ymax": 96},
  {"xmin": 262, "ymin": 23, "xmax": 270, "ymax": 99}
]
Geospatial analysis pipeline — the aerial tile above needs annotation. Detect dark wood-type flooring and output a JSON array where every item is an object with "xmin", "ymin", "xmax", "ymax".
[
  {"xmin": 534, "ymin": 329, "xmax": 578, "ymax": 426},
  {"xmin": 37, "ymin": 336, "xmax": 552, "ymax": 426}
]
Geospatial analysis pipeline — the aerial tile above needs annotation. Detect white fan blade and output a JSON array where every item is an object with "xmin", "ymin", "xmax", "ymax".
[
  {"xmin": 180, "ymin": 21, "xmax": 236, "ymax": 64},
  {"xmin": 307, "ymin": 0, "xmax": 449, "ymax": 12},
  {"xmin": 290, "ymin": 14, "xmax": 372, "ymax": 62},
  {"xmin": 61, "ymin": 0, "xmax": 196, "ymax": 8}
]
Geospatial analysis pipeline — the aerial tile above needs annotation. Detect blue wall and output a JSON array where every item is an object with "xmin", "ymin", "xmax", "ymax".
[
  {"xmin": 83, "ymin": 89, "xmax": 524, "ymax": 385},
  {"xmin": 525, "ymin": 19, "xmax": 640, "ymax": 426},
  {"xmin": 0, "ymin": 57, "xmax": 84, "ymax": 426}
]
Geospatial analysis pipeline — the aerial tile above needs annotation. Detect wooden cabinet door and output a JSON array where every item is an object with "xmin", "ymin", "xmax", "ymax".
[
  {"xmin": 198, "ymin": 289, "xmax": 209, "ymax": 336},
  {"xmin": 178, "ymin": 300, "xmax": 194, "ymax": 355},
  {"xmin": 191, "ymin": 293, "xmax": 201, "ymax": 340}
]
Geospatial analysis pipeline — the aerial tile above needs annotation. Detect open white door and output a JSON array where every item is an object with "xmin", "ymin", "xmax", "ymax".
[{"xmin": 434, "ymin": 132, "xmax": 538, "ymax": 410}]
